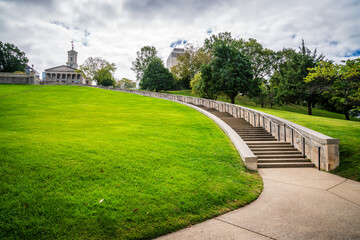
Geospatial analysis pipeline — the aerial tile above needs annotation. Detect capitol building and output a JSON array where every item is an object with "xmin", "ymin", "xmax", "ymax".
[{"xmin": 44, "ymin": 44, "xmax": 87, "ymax": 84}]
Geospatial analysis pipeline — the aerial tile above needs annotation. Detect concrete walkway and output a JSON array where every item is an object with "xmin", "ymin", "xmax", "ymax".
[{"xmin": 157, "ymin": 168, "xmax": 360, "ymax": 240}]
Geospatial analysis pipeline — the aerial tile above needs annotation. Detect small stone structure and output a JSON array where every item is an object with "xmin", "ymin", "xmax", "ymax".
[
  {"xmin": 0, "ymin": 71, "xmax": 40, "ymax": 85},
  {"xmin": 116, "ymin": 89, "xmax": 340, "ymax": 171}
]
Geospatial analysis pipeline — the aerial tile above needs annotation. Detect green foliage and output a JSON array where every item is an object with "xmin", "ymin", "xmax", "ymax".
[
  {"xmin": 190, "ymin": 72, "xmax": 202, "ymax": 95},
  {"xmin": 100, "ymin": 78, "xmax": 115, "ymax": 86},
  {"xmin": 78, "ymin": 57, "xmax": 116, "ymax": 85},
  {"xmin": 197, "ymin": 64, "xmax": 219, "ymax": 99},
  {"xmin": 203, "ymin": 32, "xmax": 234, "ymax": 52},
  {"xmin": 211, "ymin": 43, "xmax": 255, "ymax": 104},
  {"xmin": 131, "ymin": 46, "xmax": 158, "ymax": 83},
  {"xmin": 0, "ymin": 41, "xmax": 28, "ymax": 72},
  {"xmin": 171, "ymin": 44, "xmax": 211, "ymax": 89},
  {"xmin": 271, "ymin": 40, "xmax": 325, "ymax": 115},
  {"xmin": 305, "ymin": 59, "xmax": 360, "ymax": 120},
  {"xmin": 140, "ymin": 58, "xmax": 175, "ymax": 91},
  {"xmin": 0, "ymin": 85, "xmax": 262, "ymax": 239},
  {"xmin": 235, "ymin": 38, "xmax": 278, "ymax": 82},
  {"xmin": 116, "ymin": 78, "xmax": 136, "ymax": 89}
]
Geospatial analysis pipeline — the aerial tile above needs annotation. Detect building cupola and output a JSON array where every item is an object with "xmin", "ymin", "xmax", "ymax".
[{"xmin": 66, "ymin": 41, "xmax": 78, "ymax": 69}]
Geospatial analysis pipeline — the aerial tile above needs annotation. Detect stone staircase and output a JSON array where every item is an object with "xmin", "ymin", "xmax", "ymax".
[{"xmin": 198, "ymin": 106, "xmax": 315, "ymax": 169}]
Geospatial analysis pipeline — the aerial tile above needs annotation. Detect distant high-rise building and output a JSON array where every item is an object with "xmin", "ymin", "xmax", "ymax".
[{"xmin": 166, "ymin": 48, "xmax": 185, "ymax": 69}]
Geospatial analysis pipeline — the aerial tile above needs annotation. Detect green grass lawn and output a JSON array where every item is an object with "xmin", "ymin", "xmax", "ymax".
[
  {"xmin": 0, "ymin": 85, "xmax": 262, "ymax": 239},
  {"xmin": 167, "ymin": 90, "xmax": 360, "ymax": 181}
]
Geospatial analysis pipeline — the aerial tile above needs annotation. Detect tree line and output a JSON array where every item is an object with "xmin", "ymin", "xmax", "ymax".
[{"xmin": 132, "ymin": 32, "xmax": 360, "ymax": 120}]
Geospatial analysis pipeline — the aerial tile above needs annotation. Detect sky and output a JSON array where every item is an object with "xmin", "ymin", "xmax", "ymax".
[{"xmin": 0, "ymin": 0, "xmax": 359, "ymax": 80}]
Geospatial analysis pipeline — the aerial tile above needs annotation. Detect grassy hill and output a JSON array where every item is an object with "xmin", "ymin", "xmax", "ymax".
[
  {"xmin": 0, "ymin": 85, "xmax": 262, "ymax": 239},
  {"xmin": 167, "ymin": 90, "xmax": 360, "ymax": 181}
]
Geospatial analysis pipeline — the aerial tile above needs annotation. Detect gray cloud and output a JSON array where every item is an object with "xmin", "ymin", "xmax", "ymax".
[{"xmin": 0, "ymin": 0, "xmax": 359, "ymax": 80}]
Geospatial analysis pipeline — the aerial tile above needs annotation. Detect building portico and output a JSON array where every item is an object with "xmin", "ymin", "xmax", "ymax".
[{"xmin": 44, "ymin": 43, "xmax": 86, "ymax": 84}]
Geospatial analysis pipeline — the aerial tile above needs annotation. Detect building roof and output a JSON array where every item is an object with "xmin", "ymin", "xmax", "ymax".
[{"xmin": 44, "ymin": 65, "xmax": 78, "ymax": 72}]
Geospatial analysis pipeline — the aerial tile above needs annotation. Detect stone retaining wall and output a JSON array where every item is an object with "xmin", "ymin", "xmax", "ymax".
[
  {"xmin": 0, "ymin": 72, "xmax": 40, "ymax": 85},
  {"xmin": 97, "ymin": 87, "xmax": 340, "ymax": 171}
]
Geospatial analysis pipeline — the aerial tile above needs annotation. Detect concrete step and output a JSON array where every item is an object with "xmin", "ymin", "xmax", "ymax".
[
  {"xmin": 236, "ymin": 131, "xmax": 270, "ymax": 133},
  {"xmin": 252, "ymin": 148, "xmax": 299, "ymax": 152},
  {"xmin": 258, "ymin": 158, "xmax": 310, "ymax": 163},
  {"xmin": 250, "ymin": 145, "xmax": 295, "ymax": 149},
  {"xmin": 245, "ymin": 139, "xmax": 278, "ymax": 142},
  {"xmin": 247, "ymin": 141, "xmax": 291, "ymax": 145},
  {"xmin": 243, "ymin": 138, "xmax": 277, "ymax": 141},
  {"xmin": 239, "ymin": 134, "xmax": 273, "ymax": 137},
  {"xmin": 257, "ymin": 154, "xmax": 305, "ymax": 159},
  {"xmin": 253, "ymin": 150, "xmax": 300, "ymax": 155},
  {"xmin": 258, "ymin": 162, "xmax": 315, "ymax": 168}
]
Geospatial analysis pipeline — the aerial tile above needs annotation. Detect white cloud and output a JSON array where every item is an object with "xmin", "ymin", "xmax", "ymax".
[{"xmin": 0, "ymin": 0, "xmax": 359, "ymax": 80}]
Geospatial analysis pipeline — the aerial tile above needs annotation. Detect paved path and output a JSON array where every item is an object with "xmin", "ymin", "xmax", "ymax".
[{"xmin": 157, "ymin": 168, "xmax": 360, "ymax": 239}]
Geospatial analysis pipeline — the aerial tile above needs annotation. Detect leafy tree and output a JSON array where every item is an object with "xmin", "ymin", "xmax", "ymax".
[
  {"xmin": 203, "ymin": 32, "xmax": 234, "ymax": 52},
  {"xmin": 100, "ymin": 78, "xmax": 115, "ymax": 87},
  {"xmin": 140, "ymin": 58, "xmax": 174, "ymax": 92},
  {"xmin": 0, "ymin": 41, "xmax": 28, "ymax": 72},
  {"xmin": 271, "ymin": 40, "xmax": 324, "ymax": 115},
  {"xmin": 235, "ymin": 38, "xmax": 278, "ymax": 83},
  {"xmin": 171, "ymin": 44, "xmax": 211, "ymax": 89},
  {"xmin": 190, "ymin": 72, "xmax": 202, "ymax": 96},
  {"xmin": 305, "ymin": 59, "xmax": 360, "ymax": 120},
  {"xmin": 131, "ymin": 46, "xmax": 157, "ymax": 83},
  {"xmin": 196, "ymin": 64, "xmax": 220, "ymax": 99},
  {"xmin": 78, "ymin": 57, "xmax": 116, "ymax": 85},
  {"xmin": 116, "ymin": 78, "xmax": 136, "ymax": 89},
  {"xmin": 211, "ymin": 43, "xmax": 255, "ymax": 104},
  {"xmin": 234, "ymin": 38, "xmax": 279, "ymax": 107}
]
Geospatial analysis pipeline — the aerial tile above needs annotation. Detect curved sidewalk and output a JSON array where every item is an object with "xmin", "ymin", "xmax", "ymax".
[{"xmin": 157, "ymin": 168, "xmax": 360, "ymax": 239}]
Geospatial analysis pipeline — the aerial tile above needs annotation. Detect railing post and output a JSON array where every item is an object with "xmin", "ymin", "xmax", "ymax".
[
  {"xmin": 262, "ymin": 116, "xmax": 264, "ymax": 128},
  {"xmin": 278, "ymin": 125, "xmax": 280, "ymax": 141},
  {"xmin": 318, "ymin": 147, "xmax": 321, "ymax": 170},
  {"xmin": 284, "ymin": 125, "xmax": 286, "ymax": 142},
  {"xmin": 302, "ymin": 137, "xmax": 305, "ymax": 157},
  {"xmin": 291, "ymin": 129, "xmax": 294, "ymax": 146},
  {"xmin": 270, "ymin": 121, "xmax": 272, "ymax": 135}
]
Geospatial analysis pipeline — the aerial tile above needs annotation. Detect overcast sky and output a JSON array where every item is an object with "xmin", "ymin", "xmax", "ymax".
[{"xmin": 1, "ymin": 0, "xmax": 359, "ymax": 80}]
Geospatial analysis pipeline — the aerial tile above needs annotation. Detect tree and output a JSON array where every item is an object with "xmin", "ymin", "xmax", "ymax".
[
  {"xmin": 170, "ymin": 44, "xmax": 211, "ymax": 89},
  {"xmin": 116, "ymin": 78, "xmax": 136, "ymax": 89},
  {"xmin": 203, "ymin": 32, "xmax": 234, "ymax": 52},
  {"xmin": 0, "ymin": 41, "xmax": 28, "ymax": 72},
  {"xmin": 140, "ymin": 58, "xmax": 174, "ymax": 92},
  {"xmin": 305, "ymin": 59, "xmax": 360, "ymax": 120},
  {"xmin": 131, "ymin": 46, "xmax": 157, "ymax": 83},
  {"xmin": 211, "ymin": 43, "xmax": 255, "ymax": 104},
  {"xmin": 100, "ymin": 78, "xmax": 115, "ymax": 87},
  {"xmin": 271, "ymin": 40, "xmax": 325, "ymax": 115},
  {"xmin": 234, "ymin": 38, "xmax": 279, "ymax": 107},
  {"xmin": 235, "ymin": 38, "xmax": 278, "ymax": 83},
  {"xmin": 195, "ymin": 64, "xmax": 220, "ymax": 99},
  {"xmin": 78, "ymin": 57, "xmax": 116, "ymax": 85}
]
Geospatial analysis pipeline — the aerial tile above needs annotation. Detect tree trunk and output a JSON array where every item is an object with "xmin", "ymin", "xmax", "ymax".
[
  {"xmin": 344, "ymin": 109, "xmax": 350, "ymax": 120},
  {"xmin": 231, "ymin": 96, "xmax": 235, "ymax": 104},
  {"xmin": 307, "ymin": 101, "xmax": 312, "ymax": 115}
]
